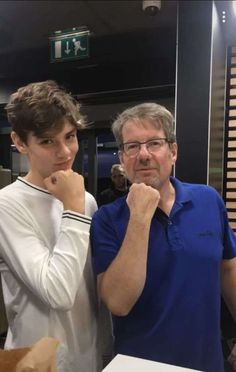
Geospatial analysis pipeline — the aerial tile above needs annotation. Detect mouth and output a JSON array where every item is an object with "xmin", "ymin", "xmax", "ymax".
[
  {"xmin": 54, "ymin": 160, "xmax": 72, "ymax": 170},
  {"xmin": 135, "ymin": 169, "xmax": 158, "ymax": 179},
  {"xmin": 136, "ymin": 168, "xmax": 156, "ymax": 173}
]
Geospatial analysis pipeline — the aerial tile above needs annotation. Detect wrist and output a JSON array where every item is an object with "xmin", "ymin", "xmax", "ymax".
[{"xmin": 63, "ymin": 201, "xmax": 85, "ymax": 214}]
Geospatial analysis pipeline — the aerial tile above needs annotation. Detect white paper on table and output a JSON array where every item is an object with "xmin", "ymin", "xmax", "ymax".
[{"xmin": 102, "ymin": 354, "xmax": 203, "ymax": 372}]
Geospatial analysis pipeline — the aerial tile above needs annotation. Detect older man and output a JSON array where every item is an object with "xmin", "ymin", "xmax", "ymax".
[{"xmin": 91, "ymin": 102, "xmax": 236, "ymax": 372}]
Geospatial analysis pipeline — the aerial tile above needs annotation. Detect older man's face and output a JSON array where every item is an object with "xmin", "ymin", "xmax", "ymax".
[{"xmin": 118, "ymin": 119, "xmax": 177, "ymax": 191}]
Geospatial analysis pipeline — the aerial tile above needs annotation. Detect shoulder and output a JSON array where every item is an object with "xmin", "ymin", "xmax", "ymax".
[
  {"xmin": 93, "ymin": 195, "xmax": 127, "ymax": 221},
  {"xmin": 183, "ymin": 182, "xmax": 218, "ymax": 194},
  {"xmin": 0, "ymin": 180, "xmax": 20, "ymax": 203},
  {"xmin": 173, "ymin": 177, "xmax": 224, "ymax": 205},
  {"xmin": 186, "ymin": 182, "xmax": 221, "ymax": 199},
  {"xmin": 173, "ymin": 177, "xmax": 220, "ymax": 194},
  {"xmin": 91, "ymin": 196, "xmax": 129, "ymax": 247},
  {"xmin": 0, "ymin": 181, "xmax": 30, "ymax": 222}
]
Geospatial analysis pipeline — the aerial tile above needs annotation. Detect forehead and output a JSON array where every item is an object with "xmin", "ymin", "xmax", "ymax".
[
  {"xmin": 122, "ymin": 118, "xmax": 164, "ymax": 140},
  {"xmin": 35, "ymin": 119, "xmax": 77, "ymax": 138}
]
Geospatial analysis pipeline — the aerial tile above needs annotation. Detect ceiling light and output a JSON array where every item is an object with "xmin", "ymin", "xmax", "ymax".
[
  {"xmin": 233, "ymin": 1, "xmax": 236, "ymax": 15},
  {"xmin": 221, "ymin": 10, "xmax": 226, "ymax": 23}
]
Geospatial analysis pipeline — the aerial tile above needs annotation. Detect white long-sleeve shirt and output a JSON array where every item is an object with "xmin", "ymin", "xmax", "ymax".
[{"xmin": 0, "ymin": 177, "xmax": 112, "ymax": 372}]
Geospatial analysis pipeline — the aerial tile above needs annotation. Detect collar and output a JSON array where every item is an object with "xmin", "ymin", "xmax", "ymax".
[
  {"xmin": 170, "ymin": 177, "xmax": 192, "ymax": 204},
  {"xmin": 17, "ymin": 177, "xmax": 50, "ymax": 195},
  {"xmin": 169, "ymin": 177, "xmax": 192, "ymax": 216}
]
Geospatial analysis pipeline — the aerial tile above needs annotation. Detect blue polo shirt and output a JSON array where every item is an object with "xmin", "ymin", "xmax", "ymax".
[{"xmin": 91, "ymin": 177, "xmax": 236, "ymax": 372}]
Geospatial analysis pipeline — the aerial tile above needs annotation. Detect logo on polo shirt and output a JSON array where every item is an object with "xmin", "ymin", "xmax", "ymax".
[{"xmin": 198, "ymin": 230, "xmax": 213, "ymax": 237}]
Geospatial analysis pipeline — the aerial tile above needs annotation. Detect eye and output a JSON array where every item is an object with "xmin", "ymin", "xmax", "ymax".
[
  {"xmin": 66, "ymin": 133, "xmax": 76, "ymax": 141},
  {"xmin": 39, "ymin": 138, "xmax": 54, "ymax": 145},
  {"xmin": 148, "ymin": 140, "xmax": 162, "ymax": 148},
  {"xmin": 126, "ymin": 142, "xmax": 139, "ymax": 151}
]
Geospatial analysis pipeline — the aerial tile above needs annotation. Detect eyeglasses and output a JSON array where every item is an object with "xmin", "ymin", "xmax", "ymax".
[{"xmin": 120, "ymin": 138, "xmax": 171, "ymax": 157}]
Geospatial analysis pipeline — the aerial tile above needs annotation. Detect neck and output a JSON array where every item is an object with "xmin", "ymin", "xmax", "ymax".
[
  {"xmin": 158, "ymin": 181, "xmax": 175, "ymax": 216},
  {"xmin": 24, "ymin": 171, "xmax": 46, "ymax": 189}
]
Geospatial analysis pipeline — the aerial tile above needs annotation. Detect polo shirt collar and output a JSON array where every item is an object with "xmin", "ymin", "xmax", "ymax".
[{"xmin": 170, "ymin": 177, "xmax": 192, "ymax": 213}]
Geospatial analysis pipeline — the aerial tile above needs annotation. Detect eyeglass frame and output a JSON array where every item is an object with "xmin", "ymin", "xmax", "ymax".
[{"xmin": 119, "ymin": 138, "xmax": 173, "ymax": 157}]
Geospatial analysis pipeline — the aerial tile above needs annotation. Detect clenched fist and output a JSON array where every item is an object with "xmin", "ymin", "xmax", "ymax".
[
  {"xmin": 126, "ymin": 183, "xmax": 160, "ymax": 222},
  {"xmin": 44, "ymin": 169, "xmax": 85, "ymax": 214}
]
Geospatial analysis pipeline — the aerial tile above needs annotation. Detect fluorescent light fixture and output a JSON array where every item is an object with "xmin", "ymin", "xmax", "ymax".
[{"xmin": 233, "ymin": 1, "xmax": 236, "ymax": 15}]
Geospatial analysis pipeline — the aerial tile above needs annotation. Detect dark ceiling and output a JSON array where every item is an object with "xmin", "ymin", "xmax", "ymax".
[
  {"xmin": 0, "ymin": 1, "xmax": 235, "ymax": 100},
  {"xmin": 0, "ymin": 0, "xmax": 178, "ymax": 97},
  {"xmin": 0, "ymin": 0, "xmax": 177, "ymax": 53}
]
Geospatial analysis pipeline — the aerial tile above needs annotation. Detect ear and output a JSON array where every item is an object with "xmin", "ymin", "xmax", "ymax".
[
  {"xmin": 11, "ymin": 131, "xmax": 28, "ymax": 155},
  {"xmin": 170, "ymin": 142, "xmax": 178, "ymax": 164},
  {"xmin": 118, "ymin": 150, "xmax": 124, "ymax": 167}
]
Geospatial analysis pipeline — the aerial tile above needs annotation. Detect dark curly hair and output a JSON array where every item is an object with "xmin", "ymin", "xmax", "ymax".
[{"xmin": 5, "ymin": 80, "xmax": 86, "ymax": 143}]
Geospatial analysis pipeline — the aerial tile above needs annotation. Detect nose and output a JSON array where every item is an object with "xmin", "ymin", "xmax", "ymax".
[
  {"xmin": 56, "ymin": 142, "xmax": 71, "ymax": 158},
  {"xmin": 137, "ymin": 143, "xmax": 151, "ymax": 159}
]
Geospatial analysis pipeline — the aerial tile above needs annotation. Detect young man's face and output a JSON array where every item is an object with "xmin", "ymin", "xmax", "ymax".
[
  {"xmin": 118, "ymin": 118, "xmax": 177, "ymax": 192},
  {"xmin": 13, "ymin": 119, "xmax": 79, "ymax": 187}
]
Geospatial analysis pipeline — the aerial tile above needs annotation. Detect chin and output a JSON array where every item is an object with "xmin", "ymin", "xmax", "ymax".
[
  {"xmin": 60, "ymin": 166, "xmax": 71, "ymax": 171},
  {"xmin": 135, "ymin": 175, "xmax": 153, "ymax": 184},
  {"xmin": 135, "ymin": 177, "xmax": 160, "ymax": 189},
  {"xmin": 55, "ymin": 164, "xmax": 72, "ymax": 171}
]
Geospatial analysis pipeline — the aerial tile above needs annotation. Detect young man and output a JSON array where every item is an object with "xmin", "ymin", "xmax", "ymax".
[
  {"xmin": 0, "ymin": 81, "xmax": 112, "ymax": 372},
  {"xmin": 91, "ymin": 102, "xmax": 236, "ymax": 372},
  {"xmin": 98, "ymin": 164, "xmax": 128, "ymax": 206}
]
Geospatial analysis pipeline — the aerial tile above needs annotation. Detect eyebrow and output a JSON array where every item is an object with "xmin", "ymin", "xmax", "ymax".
[
  {"xmin": 123, "ymin": 137, "xmax": 166, "ymax": 144},
  {"xmin": 37, "ymin": 128, "xmax": 77, "ymax": 139},
  {"xmin": 65, "ymin": 128, "xmax": 77, "ymax": 135}
]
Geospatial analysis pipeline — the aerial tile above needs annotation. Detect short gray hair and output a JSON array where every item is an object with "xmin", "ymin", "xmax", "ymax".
[{"xmin": 112, "ymin": 102, "xmax": 176, "ymax": 146}]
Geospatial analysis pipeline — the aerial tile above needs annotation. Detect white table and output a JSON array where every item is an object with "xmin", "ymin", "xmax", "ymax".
[{"xmin": 102, "ymin": 354, "xmax": 202, "ymax": 372}]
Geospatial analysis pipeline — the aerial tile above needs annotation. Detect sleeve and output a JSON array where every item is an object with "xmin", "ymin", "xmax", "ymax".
[
  {"xmin": 85, "ymin": 191, "xmax": 98, "ymax": 217},
  {"xmin": 0, "ymin": 199, "xmax": 92, "ymax": 311},
  {"xmin": 90, "ymin": 207, "xmax": 122, "ymax": 275}
]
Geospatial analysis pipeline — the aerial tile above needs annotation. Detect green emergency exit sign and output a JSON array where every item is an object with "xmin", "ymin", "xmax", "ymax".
[{"xmin": 50, "ymin": 27, "xmax": 89, "ymax": 63}]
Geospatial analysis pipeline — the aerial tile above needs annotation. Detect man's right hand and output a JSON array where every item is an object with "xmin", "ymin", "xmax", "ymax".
[
  {"xmin": 97, "ymin": 182, "xmax": 160, "ymax": 316},
  {"xmin": 44, "ymin": 169, "xmax": 85, "ymax": 214},
  {"xmin": 126, "ymin": 183, "xmax": 160, "ymax": 222}
]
